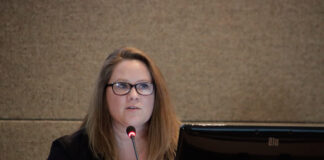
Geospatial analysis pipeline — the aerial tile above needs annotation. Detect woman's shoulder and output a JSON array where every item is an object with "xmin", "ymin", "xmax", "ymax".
[
  {"xmin": 55, "ymin": 128, "xmax": 88, "ymax": 148},
  {"xmin": 48, "ymin": 128, "xmax": 100, "ymax": 160}
]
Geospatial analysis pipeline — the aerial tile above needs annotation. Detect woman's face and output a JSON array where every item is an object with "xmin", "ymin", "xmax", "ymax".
[{"xmin": 106, "ymin": 59, "xmax": 155, "ymax": 129}]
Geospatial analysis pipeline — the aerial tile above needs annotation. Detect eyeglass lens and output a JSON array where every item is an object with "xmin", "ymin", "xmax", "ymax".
[{"xmin": 111, "ymin": 82, "xmax": 153, "ymax": 95}]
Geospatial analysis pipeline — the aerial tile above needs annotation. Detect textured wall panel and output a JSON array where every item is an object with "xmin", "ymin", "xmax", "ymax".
[
  {"xmin": 1, "ymin": 0, "xmax": 323, "ymax": 121},
  {"xmin": 0, "ymin": 120, "xmax": 81, "ymax": 160}
]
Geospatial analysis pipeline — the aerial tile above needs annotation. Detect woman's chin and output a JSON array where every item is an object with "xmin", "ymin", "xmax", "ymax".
[{"xmin": 124, "ymin": 120, "xmax": 148, "ymax": 129}]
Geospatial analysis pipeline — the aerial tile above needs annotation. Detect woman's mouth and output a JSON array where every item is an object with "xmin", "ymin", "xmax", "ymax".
[{"xmin": 126, "ymin": 106, "xmax": 140, "ymax": 110}]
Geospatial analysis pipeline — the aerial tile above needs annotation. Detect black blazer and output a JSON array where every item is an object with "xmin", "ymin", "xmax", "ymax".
[{"xmin": 48, "ymin": 128, "xmax": 102, "ymax": 160}]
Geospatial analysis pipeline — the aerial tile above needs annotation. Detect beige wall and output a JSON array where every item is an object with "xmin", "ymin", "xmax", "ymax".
[{"xmin": 1, "ymin": 0, "xmax": 323, "ymax": 159}]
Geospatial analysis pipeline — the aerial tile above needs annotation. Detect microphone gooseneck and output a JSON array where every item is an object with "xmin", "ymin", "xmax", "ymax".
[{"xmin": 126, "ymin": 126, "xmax": 139, "ymax": 160}]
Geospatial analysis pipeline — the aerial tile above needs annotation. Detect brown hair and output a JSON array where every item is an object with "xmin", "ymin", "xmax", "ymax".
[{"xmin": 81, "ymin": 47, "xmax": 180, "ymax": 160}]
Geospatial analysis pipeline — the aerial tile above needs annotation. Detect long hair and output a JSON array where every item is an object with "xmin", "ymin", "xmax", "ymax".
[{"xmin": 81, "ymin": 47, "xmax": 180, "ymax": 160}]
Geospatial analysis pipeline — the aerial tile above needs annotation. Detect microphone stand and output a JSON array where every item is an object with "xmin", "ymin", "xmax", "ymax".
[
  {"xmin": 127, "ymin": 126, "xmax": 139, "ymax": 160},
  {"xmin": 130, "ymin": 135, "xmax": 139, "ymax": 160}
]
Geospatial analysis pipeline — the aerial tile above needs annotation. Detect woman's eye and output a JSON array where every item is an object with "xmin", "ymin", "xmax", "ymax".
[
  {"xmin": 138, "ymin": 83, "xmax": 149, "ymax": 89},
  {"xmin": 116, "ymin": 83, "xmax": 128, "ymax": 89}
]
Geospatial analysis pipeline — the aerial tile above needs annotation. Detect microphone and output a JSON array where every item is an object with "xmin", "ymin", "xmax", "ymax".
[{"xmin": 126, "ymin": 126, "xmax": 139, "ymax": 160}]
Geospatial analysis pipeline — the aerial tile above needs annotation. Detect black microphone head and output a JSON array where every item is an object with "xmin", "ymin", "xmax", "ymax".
[{"xmin": 126, "ymin": 126, "xmax": 136, "ymax": 138}]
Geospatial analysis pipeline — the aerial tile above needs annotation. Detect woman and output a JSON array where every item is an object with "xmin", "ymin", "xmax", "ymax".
[{"xmin": 48, "ymin": 47, "xmax": 180, "ymax": 160}]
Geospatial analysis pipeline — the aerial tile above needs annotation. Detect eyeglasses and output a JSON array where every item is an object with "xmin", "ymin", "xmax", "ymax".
[{"xmin": 106, "ymin": 82, "xmax": 154, "ymax": 96}]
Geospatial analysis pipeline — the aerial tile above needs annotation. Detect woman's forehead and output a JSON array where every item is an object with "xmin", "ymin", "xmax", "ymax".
[{"xmin": 109, "ymin": 60, "xmax": 152, "ymax": 83}]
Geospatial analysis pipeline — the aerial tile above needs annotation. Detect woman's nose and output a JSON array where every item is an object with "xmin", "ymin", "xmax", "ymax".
[{"xmin": 127, "ymin": 87, "xmax": 139, "ymax": 100}]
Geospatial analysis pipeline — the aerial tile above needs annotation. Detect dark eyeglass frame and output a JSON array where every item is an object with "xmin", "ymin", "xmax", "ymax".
[{"xmin": 106, "ymin": 82, "xmax": 154, "ymax": 96}]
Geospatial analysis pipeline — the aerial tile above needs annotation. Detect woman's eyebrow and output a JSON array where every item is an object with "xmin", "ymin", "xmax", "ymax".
[
  {"xmin": 110, "ymin": 79, "xmax": 128, "ymax": 83},
  {"xmin": 112, "ymin": 79, "xmax": 151, "ymax": 83},
  {"xmin": 136, "ymin": 79, "xmax": 152, "ymax": 83}
]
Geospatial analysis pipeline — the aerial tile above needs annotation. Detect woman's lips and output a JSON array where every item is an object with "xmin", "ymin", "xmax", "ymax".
[{"xmin": 126, "ymin": 106, "xmax": 141, "ymax": 110}]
